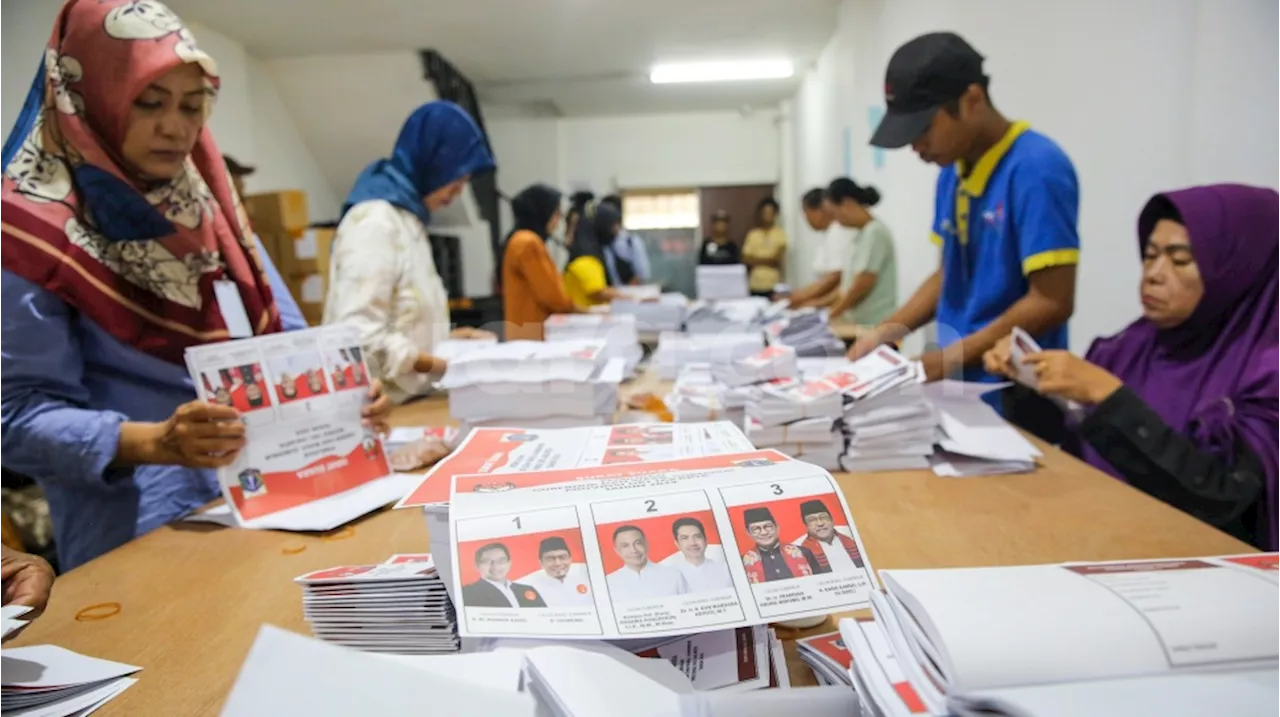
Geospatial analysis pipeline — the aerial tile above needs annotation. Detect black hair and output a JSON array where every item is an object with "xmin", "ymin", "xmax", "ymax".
[
  {"xmin": 474, "ymin": 542, "xmax": 510, "ymax": 564},
  {"xmin": 756, "ymin": 197, "xmax": 780, "ymax": 214},
  {"xmin": 612, "ymin": 524, "xmax": 645, "ymax": 543},
  {"xmin": 826, "ymin": 177, "xmax": 881, "ymax": 207},
  {"xmin": 671, "ymin": 517, "xmax": 706, "ymax": 540},
  {"xmin": 600, "ymin": 194, "xmax": 622, "ymax": 211},
  {"xmin": 801, "ymin": 188, "xmax": 826, "ymax": 210},
  {"xmin": 941, "ymin": 77, "xmax": 994, "ymax": 117}
]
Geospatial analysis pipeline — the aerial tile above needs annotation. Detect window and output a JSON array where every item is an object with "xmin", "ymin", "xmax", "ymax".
[{"xmin": 621, "ymin": 190, "xmax": 700, "ymax": 230}]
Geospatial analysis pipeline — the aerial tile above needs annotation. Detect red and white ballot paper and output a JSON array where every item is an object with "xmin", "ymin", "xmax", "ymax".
[
  {"xmin": 395, "ymin": 421, "xmax": 757, "ymax": 508},
  {"xmin": 185, "ymin": 325, "xmax": 410, "ymax": 531},
  {"xmin": 447, "ymin": 450, "xmax": 877, "ymax": 641}
]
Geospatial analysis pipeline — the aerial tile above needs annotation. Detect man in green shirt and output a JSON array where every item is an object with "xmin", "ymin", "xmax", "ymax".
[{"xmin": 826, "ymin": 178, "xmax": 898, "ymax": 325}]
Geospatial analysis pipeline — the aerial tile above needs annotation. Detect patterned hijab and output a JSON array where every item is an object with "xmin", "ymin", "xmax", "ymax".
[{"xmin": 0, "ymin": 0, "xmax": 281, "ymax": 365}]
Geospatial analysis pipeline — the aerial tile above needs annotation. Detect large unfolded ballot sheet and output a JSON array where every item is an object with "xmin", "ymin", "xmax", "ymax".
[
  {"xmin": 396, "ymin": 421, "xmax": 756, "ymax": 508},
  {"xmin": 448, "ymin": 452, "xmax": 876, "ymax": 640},
  {"xmin": 185, "ymin": 325, "xmax": 396, "ymax": 530}
]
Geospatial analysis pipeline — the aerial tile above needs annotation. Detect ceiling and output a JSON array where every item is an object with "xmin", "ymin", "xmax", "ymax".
[{"xmin": 166, "ymin": 0, "xmax": 842, "ymax": 116}]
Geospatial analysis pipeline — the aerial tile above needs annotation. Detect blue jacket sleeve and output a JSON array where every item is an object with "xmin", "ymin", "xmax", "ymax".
[
  {"xmin": 255, "ymin": 234, "xmax": 308, "ymax": 330},
  {"xmin": 0, "ymin": 270, "xmax": 133, "ymax": 488}
]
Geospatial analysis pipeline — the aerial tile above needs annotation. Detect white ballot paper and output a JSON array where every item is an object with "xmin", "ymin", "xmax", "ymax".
[
  {"xmin": 185, "ymin": 325, "xmax": 396, "ymax": 530},
  {"xmin": 397, "ymin": 421, "xmax": 756, "ymax": 508},
  {"xmin": 448, "ymin": 451, "xmax": 876, "ymax": 640}
]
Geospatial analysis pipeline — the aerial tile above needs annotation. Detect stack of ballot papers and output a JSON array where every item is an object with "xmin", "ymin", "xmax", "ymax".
[
  {"xmin": 841, "ymin": 553, "xmax": 1280, "ymax": 717},
  {"xmin": 922, "ymin": 381, "xmax": 1041, "ymax": 477},
  {"xmin": 544, "ymin": 313, "xmax": 644, "ymax": 375},
  {"xmin": 432, "ymin": 336, "xmax": 499, "ymax": 363},
  {"xmin": 611, "ymin": 292, "xmax": 688, "ymax": 333},
  {"xmin": 395, "ymin": 422, "xmax": 758, "ymax": 603},
  {"xmin": 796, "ymin": 631, "xmax": 853, "ymax": 687},
  {"xmin": 744, "ymin": 415, "xmax": 843, "ymax": 471},
  {"xmin": 764, "ymin": 309, "xmax": 846, "ymax": 358},
  {"xmin": 1, "ymin": 645, "xmax": 140, "ymax": 716},
  {"xmin": 443, "ymin": 340, "xmax": 623, "ymax": 431},
  {"xmin": 614, "ymin": 284, "xmax": 662, "ymax": 301},
  {"xmin": 685, "ymin": 297, "xmax": 771, "ymax": 334},
  {"xmin": 695, "ymin": 264, "xmax": 749, "ymax": 301},
  {"xmin": 651, "ymin": 332, "xmax": 764, "ymax": 380},
  {"xmin": 713, "ymin": 345, "xmax": 798, "ymax": 388},
  {"xmin": 840, "ymin": 355, "xmax": 935, "ymax": 473},
  {"xmin": 665, "ymin": 364, "xmax": 753, "ymax": 427},
  {"xmin": 295, "ymin": 554, "xmax": 460, "ymax": 655}
]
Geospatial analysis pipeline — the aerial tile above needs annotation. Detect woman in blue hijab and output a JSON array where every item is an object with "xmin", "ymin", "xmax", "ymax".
[{"xmin": 324, "ymin": 101, "xmax": 497, "ymax": 404}]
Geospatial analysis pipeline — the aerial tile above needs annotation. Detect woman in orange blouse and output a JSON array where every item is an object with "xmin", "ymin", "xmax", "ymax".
[{"xmin": 502, "ymin": 184, "xmax": 577, "ymax": 340}]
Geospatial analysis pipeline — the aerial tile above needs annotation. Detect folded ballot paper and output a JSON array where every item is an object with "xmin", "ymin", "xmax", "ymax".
[
  {"xmin": 438, "ymin": 340, "xmax": 607, "ymax": 390},
  {"xmin": 447, "ymin": 449, "xmax": 877, "ymax": 642},
  {"xmin": 222, "ymin": 625, "xmax": 534, "ymax": 717},
  {"xmin": 2, "ymin": 645, "xmax": 140, "ymax": 717},
  {"xmin": 921, "ymin": 381, "xmax": 1041, "ymax": 477},
  {"xmin": 796, "ymin": 631, "xmax": 853, "ymax": 687},
  {"xmin": 714, "ymin": 345, "xmax": 798, "ymax": 388},
  {"xmin": 1009, "ymin": 326, "xmax": 1086, "ymax": 420},
  {"xmin": 448, "ymin": 357, "xmax": 625, "ymax": 423},
  {"xmin": 841, "ymin": 553, "xmax": 1280, "ymax": 717},
  {"xmin": 294, "ymin": 554, "xmax": 459, "ymax": 655},
  {"xmin": 652, "ymin": 332, "xmax": 764, "ymax": 380},
  {"xmin": 184, "ymin": 325, "xmax": 410, "ymax": 531},
  {"xmin": 2, "ymin": 605, "xmax": 31, "ymax": 640}
]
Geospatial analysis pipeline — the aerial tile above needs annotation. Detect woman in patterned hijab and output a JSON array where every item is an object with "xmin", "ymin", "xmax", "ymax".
[{"xmin": 0, "ymin": 0, "xmax": 389, "ymax": 569}]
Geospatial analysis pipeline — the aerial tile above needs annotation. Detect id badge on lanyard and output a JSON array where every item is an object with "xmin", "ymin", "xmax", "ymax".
[{"xmin": 213, "ymin": 280, "xmax": 253, "ymax": 338}]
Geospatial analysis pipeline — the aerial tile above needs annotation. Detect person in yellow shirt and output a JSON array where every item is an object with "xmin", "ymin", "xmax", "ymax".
[
  {"xmin": 564, "ymin": 202, "xmax": 627, "ymax": 307},
  {"xmin": 742, "ymin": 197, "xmax": 789, "ymax": 297}
]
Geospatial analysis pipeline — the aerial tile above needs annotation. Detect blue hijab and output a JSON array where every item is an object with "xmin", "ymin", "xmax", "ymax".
[{"xmin": 342, "ymin": 101, "xmax": 496, "ymax": 227}]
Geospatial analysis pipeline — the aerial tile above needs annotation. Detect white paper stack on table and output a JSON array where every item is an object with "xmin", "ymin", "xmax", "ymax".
[
  {"xmin": 714, "ymin": 344, "xmax": 798, "ymax": 388},
  {"xmin": 665, "ymin": 364, "xmax": 752, "ymax": 427},
  {"xmin": 395, "ymin": 421, "xmax": 759, "ymax": 603},
  {"xmin": 744, "ymin": 365, "xmax": 849, "ymax": 470},
  {"xmin": 432, "ymin": 336, "xmax": 499, "ymax": 363},
  {"xmin": 841, "ymin": 553, "xmax": 1280, "ymax": 717},
  {"xmin": 651, "ymin": 332, "xmax": 764, "ymax": 380},
  {"xmin": 796, "ymin": 631, "xmax": 853, "ymax": 687},
  {"xmin": 443, "ymin": 340, "xmax": 623, "ymax": 433},
  {"xmin": 763, "ymin": 308, "xmax": 846, "ymax": 358},
  {"xmin": 839, "ymin": 350, "xmax": 936, "ymax": 473},
  {"xmin": 695, "ymin": 264, "xmax": 749, "ymax": 301},
  {"xmin": 545, "ymin": 313, "xmax": 644, "ymax": 375},
  {"xmin": 685, "ymin": 297, "xmax": 771, "ymax": 335},
  {"xmin": 183, "ymin": 324, "xmax": 409, "ymax": 532},
  {"xmin": 611, "ymin": 292, "xmax": 688, "ymax": 334},
  {"xmin": 295, "ymin": 554, "xmax": 459, "ymax": 655},
  {"xmin": 1, "ymin": 645, "xmax": 140, "ymax": 717},
  {"xmin": 922, "ymin": 381, "xmax": 1041, "ymax": 477}
]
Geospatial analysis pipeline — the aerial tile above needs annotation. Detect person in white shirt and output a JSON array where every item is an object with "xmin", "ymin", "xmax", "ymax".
[
  {"xmin": 523, "ymin": 537, "xmax": 594, "ymax": 607},
  {"xmin": 788, "ymin": 187, "xmax": 854, "ymax": 309},
  {"xmin": 461, "ymin": 542, "xmax": 547, "ymax": 609},
  {"xmin": 324, "ymin": 101, "xmax": 496, "ymax": 404},
  {"xmin": 796, "ymin": 499, "xmax": 865, "ymax": 573},
  {"xmin": 670, "ymin": 517, "xmax": 734, "ymax": 593},
  {"xmin": 606, "ymin": 525, "xmax": 689, "ymax": 601}
]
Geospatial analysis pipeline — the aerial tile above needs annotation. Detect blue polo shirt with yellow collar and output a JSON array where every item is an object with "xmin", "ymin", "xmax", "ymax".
[{"xmin": 930, "ymin": 120, "xmax": 1080, "ymax": 383}]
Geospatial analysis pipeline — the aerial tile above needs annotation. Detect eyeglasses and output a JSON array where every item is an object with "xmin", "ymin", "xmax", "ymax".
[{"xmin": 747, "ymin": 524, "xmax": 776, "ymax": 535}]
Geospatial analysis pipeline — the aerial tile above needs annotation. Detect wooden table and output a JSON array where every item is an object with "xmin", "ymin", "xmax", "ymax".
[
  {"xmin": 8, "ymin": 395, "xmax": 1253, "ymax": 715},
  {"xmin": 829, "ymin": 320, "xmax": 867, "ymax": 344}
]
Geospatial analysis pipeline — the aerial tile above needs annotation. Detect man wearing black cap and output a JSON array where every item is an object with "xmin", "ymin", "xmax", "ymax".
[
  {"xmin": 849, "ymin": 32, "xmax": 1078, "ymax": 396},
  {"xmin": 797, "ymin": 499, "xmax": 863, "ymax": 572},
  {"xmin": 741, "ymin": 507, "xmax": 825, "ymax": 583},
  {"xmin": 525, "ymin": 536, "xmax": 593, "ymax": 607}
]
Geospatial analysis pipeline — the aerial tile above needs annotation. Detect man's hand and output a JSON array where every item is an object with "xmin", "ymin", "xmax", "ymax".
[
  {"xmin": 1022, "ymin": 351, "xmax": 1122, "ymax": 405},
  {"xmin": 982, "ymin": 334, "xmax": 1017, "ymax": 380},
  {"xmin": 847, "ymin": 323, "xmax": 909, "ymax": 361},
  {"xmin": 150, "ymin": 402, "xmax": 245, "ymax": 468},
  {"xmin": 361, "ymin": 380, "xmax": 393, "ymax": 434},
  {"xmin": 2, "ymin": 545, "xmax": 54, "ymax": 620}
]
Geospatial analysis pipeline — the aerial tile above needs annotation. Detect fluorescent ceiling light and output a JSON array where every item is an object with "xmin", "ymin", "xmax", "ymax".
[{"xmin": 649, "ymin": 59, "xmax": 794, "ymax": 84}]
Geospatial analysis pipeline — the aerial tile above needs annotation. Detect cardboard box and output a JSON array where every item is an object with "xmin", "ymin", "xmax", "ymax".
[
  {"xmin": 245, "ymin": 190, "xmax": 308, "ymax": 233},
  {"xmin": 260, "ymin": 228, "xmax": 329, "ymax": 279},
  {"xmin": 287, "ymin": 272, "xmax": 327, "ymax": 327}
]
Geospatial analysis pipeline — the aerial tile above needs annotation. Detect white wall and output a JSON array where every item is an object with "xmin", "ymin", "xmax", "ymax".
[
  {"xmin": 787, "ymin": 0, "xmax": 1280, "ymax": 354},
  {"xmin": 485, "ymin": 109, "xmax": 782, "ymax": 237},
  {"xmin": 2, "ymin": 0, "xmax": 60, "ymax": 140},
  {"xmin": 0, "ymin": 7, "xmax": 339, "ymax": 222}
]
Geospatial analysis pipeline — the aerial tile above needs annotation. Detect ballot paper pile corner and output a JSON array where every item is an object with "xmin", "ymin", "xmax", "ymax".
[
  {"xmin": 295, "ymin": 554, "xmax": 460, "ymax": 655},
  {"xmin": 838, "ymin": 553, "xmax": 1279, "ymax": 717},
  {"xmin": 442, "ymin": 339, "xmax": 624, "ymax": 435},
  {"xmin": 1, "ymin": 644, "xmax": 140, "ymax": 717},
  {"xmin": 544, "ymin": 313, "xmax": 644, "ymax": 376},
  {"xmin": 610, "ymin": 286, "xmax": 687, "ymax": 334},
  {"xmin": 652, "ymin": 330, "xmax": 763, "ymax": 381}
]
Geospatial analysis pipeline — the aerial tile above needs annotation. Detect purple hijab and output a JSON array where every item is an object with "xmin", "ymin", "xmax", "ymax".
[{"xmin": 1082, "ymin": 184, "xmax": 1279, "ymax": 550}]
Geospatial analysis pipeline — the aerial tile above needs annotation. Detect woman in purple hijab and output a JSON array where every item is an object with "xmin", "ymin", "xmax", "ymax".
[{"xmin": 986, "ymin": 184, "xmax": 1278, "ymax": 550}]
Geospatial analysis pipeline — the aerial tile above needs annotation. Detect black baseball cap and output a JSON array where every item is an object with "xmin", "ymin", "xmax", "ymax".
[{"xmin": 870, "ymin": 32, "xmax": 986, "ymax": 149}]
